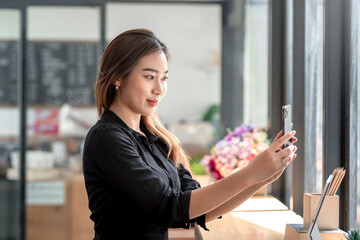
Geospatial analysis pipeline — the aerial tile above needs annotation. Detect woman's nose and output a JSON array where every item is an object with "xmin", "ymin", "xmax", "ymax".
[{"xmin": 152, "ymin": 80, "xmax": 163, "ymax": 95}]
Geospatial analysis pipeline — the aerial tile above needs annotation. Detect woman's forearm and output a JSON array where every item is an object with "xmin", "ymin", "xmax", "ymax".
[
  {"xmin": 204, "ymin": 181, "xmax": 267, "ymax": 222},
  {"xmin": 189, "ymin": 167, "xmax": 257, "ymax": 219},
  {"xmin": 188, "ymin": 130, "xmax": 297, "ymax": 220}
]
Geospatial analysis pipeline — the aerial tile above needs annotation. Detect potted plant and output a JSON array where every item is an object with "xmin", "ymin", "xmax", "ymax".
[{"xmin": 345, "ymin": 229, "xmax": 360, "ymax": 240}]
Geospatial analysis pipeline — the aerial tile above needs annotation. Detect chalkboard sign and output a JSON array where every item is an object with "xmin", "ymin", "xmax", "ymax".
[
  {"xmin": 0, "ymin": 42, "xmax": 18, "ymax": 104},
  {"xmin": 0, "ymin": 41, "xmax": 98, "ymax": 105}
]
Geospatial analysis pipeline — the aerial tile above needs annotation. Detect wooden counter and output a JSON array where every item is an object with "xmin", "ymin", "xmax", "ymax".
[
  {"xmin": 194, "ymin": 195, "xmax": 303, "ymax": 240},
  {"xmin": 26, "ymin": 173, "xmax": 94, "ymax": 240}
]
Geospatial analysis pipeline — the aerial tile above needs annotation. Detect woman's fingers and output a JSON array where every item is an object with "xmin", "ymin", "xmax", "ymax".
[
  {"xmin": 272, "ymin": 124, "xmax": 295, "ymax": 144},
  {"xmin": 290, "ymin": 137, "xmax": 298, "ymax": 144},
  {"xmin": 248, "ymin": 130, "xmax": 297, "ymax": 183},
  {"xmin": 289, "ymin": 124, "xmax": 297, "ymax": 143},
  {"xmin": 277, "ymin": 145, "xmax": 297, "ymax": 164},
  {"xmin": 272, "ymin": 130, "xmax": 283, "ymax": 144},
  {"xmin": 272, "ymin": 130, "xmax": 296, "ymax": 150},
  {"xmin": 281, "ymin": 153, "xmax": 297, "ymax": 167}
]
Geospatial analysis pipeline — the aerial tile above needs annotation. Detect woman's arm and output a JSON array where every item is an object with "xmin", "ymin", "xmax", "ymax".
[
  {"xmin": 188, "ymin": 130, "xmax": 296, "ymax": 219},
  {"xmin": 189, "ymin": 164, "xmax": 257, "ymax": 219},
  {"xmin": 204, "ymin": 165, "xmax": 287, "ymax": 222},
  {"xmin": 205, "ymin": 181, "xmax": 266, "ymax": 222},
  {"xmin": 204, "ymin": 134, "xmax": 298, "ymax": 222}
]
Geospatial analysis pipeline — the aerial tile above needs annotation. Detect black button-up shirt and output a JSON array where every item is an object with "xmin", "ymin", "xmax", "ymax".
[{"xmin": 83, "ymin": 110, "xmax": 206, "ymax": 239}]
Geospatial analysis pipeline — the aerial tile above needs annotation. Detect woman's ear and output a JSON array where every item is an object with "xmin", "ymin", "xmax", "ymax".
[{"xmin": 114, "ymin": 79, "xmax": 121, "ymax": 89}]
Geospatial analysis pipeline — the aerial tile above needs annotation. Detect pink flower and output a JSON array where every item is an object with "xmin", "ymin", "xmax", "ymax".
[
  {"xmin": 202, "ymin": 125, "xmax": 270, "ymax": 180},
  {"xmin": 233, "ymin": 126, "xmax": 249, "ymax": 137},
  {"xmin": 237, "ymin": 159, "xmax": 250, "ymax": 168},
  {"xmin": 255, "ymin": 142, "xmax": 269, "ymax": 153},
  {"xmin": 208, "ymin": 159, "xmax": 215, "ymax": 170},
  {"xmin": 247, "ymin": 154, "xmax": 255, "ymax": 161},
  {"xmin": 219, "ymin": 164, "xmax": 233, "ymax": 177},
  {"xmin": 253, "ymin": 130, "xmax": 267, "ymax": 142},
  {"xmin": 225, "ymin": 133, "xmax": 233, "ymax": 141},
  {"xmin": 212, "ymin": 169, "xmax": 223, "ymax": 180},
  {"xmin": 239, "ymin": 151, "xmax": 250, "ymax": 160}
]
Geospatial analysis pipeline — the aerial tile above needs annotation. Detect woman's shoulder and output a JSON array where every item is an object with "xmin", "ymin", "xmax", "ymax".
[{"xmin": 86, "ymin": 119, "xmax": 135, "ymax": 145}]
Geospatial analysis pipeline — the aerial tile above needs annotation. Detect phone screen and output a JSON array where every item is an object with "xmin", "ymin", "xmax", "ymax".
[{"xmin": 282, "ymin": 104, "xmax": 292, "ymax": 148}]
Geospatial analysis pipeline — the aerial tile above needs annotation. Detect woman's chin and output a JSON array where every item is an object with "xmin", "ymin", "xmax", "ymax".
[{"xmin": 142, "ymin": 111, "xmax": 156, "ymax": 117}]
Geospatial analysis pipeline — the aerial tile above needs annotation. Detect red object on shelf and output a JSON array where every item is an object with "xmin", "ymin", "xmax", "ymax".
[{"xmin": 28, "ymin": 109, "xmax": 59, "ymax": 135}]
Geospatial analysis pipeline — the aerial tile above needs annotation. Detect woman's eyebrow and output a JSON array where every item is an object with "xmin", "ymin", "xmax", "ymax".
[{"xmin": 142, "ymin": 68, "xmax": 168, "ymax": 74}]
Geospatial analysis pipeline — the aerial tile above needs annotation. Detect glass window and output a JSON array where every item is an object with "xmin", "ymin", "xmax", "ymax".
[
  {"xmin": 106, "ymin": 3, "xmax": 221, "ymax": 166},
  {"xmin": 243, "ymin": 0, "xmax": 269, "ymax": 127},
  {"xmin": 314, "ymin": 0, "xmax": 324, "ymax": 194},
  {"xmin": 106, "ymin": 3, "xmax": 221, "ymax": 124},
  {"xmin": 357, "ymin": 5, "xmax": 360, "ymax": 229},
  {"xmin": 0, "ymin": 8, "xmax": 21, "ymax": 240},
  {"xmin": 304, "ymin": 0, "xmax": 325, "ymax": 194},
  {"xmin": 26, "ymin": 6, "xmax": 100, "ymax": 239},
  {"xmin": 21, "ymin": 4, "xmax": 221, "ymax": 239}
]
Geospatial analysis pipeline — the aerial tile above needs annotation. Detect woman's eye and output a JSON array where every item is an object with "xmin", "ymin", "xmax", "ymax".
[
  {"xmin": 162, "ymin": 76, "xmax": 168, "ymax": 81},
  {"xmin": 145, "ymin": 75, "xmax": 154, "ymax": 80}
]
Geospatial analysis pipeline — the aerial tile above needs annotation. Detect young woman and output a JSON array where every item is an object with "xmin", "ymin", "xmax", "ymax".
[{"xmin": 83, "ymin": 29, "xmax": 297, "ymax": 240}]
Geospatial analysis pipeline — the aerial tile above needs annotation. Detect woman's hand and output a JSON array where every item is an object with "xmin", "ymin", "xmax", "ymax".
[
  {"xmin": 245, "ymin": 129, "xmax": 297, "ymax": 184},
  {"xmin": 262, "ymin": 126, "xmax": 298, "ymax": 184}
]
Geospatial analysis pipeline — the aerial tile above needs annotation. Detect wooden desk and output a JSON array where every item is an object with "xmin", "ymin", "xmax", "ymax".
[
  {"xmin": 26, "ymin": 173, "xmax": 94, "ymax": 240},
  {"xmin": 195, "ymin": 196, "xmax": 303, "ymax": 240}
]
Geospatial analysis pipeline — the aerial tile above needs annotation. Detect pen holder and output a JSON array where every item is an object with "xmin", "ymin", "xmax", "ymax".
[{"xmin": 303, "ymin": 193, "xmax": 339, "ymax": 230}]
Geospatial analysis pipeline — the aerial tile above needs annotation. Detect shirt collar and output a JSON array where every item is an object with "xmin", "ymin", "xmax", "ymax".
[{"xmin": 102, "ymin": 109, "xmax": 159, "ymax": 144}]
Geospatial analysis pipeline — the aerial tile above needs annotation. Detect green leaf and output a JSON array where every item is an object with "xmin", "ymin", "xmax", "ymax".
[
  {"xmin": 202, "ymin": 104, "xmax": 220, "ymax": 122},
  {"xmin": 347, "ymin": 230, "xmax": 360, "ymax": 240},
  {"xmin": 190, "ymin": 161, "xmax": 206, "ymax": 175}
]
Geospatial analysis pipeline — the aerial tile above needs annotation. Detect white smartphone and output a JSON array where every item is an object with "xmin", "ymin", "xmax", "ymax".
[{"xmin": 282, "ymin": 104, "xmax": 292, "ymax": 149}]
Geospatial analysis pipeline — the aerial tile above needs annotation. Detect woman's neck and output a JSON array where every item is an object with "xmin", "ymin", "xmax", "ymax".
[{"xmin": 109, "ymin": 104, "xmax": 142, "ymax": 134}]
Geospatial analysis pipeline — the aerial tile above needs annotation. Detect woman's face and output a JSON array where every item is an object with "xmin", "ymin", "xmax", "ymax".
[{"xmin": 116, "ymin": 51, "xmax": 168, "ymax": 118}]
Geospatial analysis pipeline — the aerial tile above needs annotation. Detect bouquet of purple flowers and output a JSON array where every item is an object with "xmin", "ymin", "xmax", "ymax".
[{"xmin": 201, "ymin": 125, "xmax": 271, "ymax": 180}]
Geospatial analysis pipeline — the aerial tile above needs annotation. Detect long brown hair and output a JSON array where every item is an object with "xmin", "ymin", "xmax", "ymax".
[{"xmin": 94, "ymin": 29, "xmax": 190, "ymax": 170}]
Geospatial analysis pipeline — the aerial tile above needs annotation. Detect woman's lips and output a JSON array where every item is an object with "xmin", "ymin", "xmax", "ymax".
[{"xmin": 147, "ymin": 100, "xmax": 158, "ymax": 107}]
